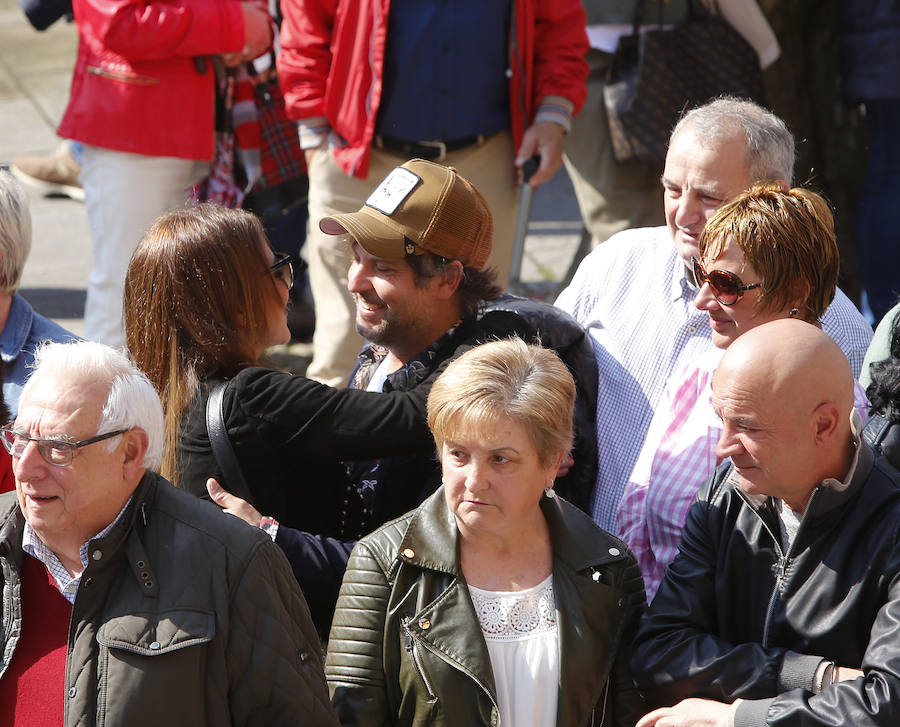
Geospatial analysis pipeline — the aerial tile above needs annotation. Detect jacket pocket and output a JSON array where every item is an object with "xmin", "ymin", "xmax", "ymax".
[
  {"xmin": 96, "ymin": 609, "xmax": 214, "ymax": 725},
  {"xmin": 97, "ymin": 608, "xmax": 214, "ymax": 655},
  {"xmin": 401, "ymin": 617, "xmax": 438, "ymax": 703}
]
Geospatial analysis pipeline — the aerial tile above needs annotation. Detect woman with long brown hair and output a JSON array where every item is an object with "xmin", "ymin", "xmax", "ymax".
[
  {"xmin": 124, "ymin": 203, "xmax": 442, "ymax": 530},
  {"xmin": 124, "ymin": 205, "xmax": 447, "ymax": 633}
]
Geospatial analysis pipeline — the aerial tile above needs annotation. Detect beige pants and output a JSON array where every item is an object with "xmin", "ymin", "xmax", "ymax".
[
  {"xmin": 305, "ymin": 131, "xmax": 519, "ymax": 386},
  {"xmin": 563, "ymin": 48, "xmax": 665, "ymax": 248}
]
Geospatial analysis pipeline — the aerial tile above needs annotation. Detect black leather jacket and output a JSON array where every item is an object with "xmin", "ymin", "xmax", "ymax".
[
  {"xmin": 326, "ymin": 488, "xmax": 646, "ymax": 727},
  {"xmin": 631, "ymin": 436, "xmax": 900, "ymax": 727}
]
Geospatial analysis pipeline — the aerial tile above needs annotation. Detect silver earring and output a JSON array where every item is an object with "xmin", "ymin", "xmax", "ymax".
[
  {"xmin": 789, "ymin": 308, "xmax": 799, "ymax": 317},
  {"xmin": 544, "ymin": 487, "xmax": 556, "ymax": 499}
]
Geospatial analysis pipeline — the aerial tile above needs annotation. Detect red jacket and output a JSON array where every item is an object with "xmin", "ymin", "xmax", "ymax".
[
  {"xmin": 277, "ymin": 0, "xmax": 588, "ymax": 178},
  {"xmin": 58, "ymin": 0, "xmax": 246, "ymax": 160}
]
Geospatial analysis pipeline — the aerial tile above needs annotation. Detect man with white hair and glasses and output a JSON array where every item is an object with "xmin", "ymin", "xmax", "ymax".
[{"xmin": 0, "ymin": 341, "xmax": 338, "ymax": 727}]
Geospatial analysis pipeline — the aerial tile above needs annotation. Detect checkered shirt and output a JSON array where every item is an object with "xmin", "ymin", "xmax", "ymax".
[
  {"xmin": 22, "ymin": 496, "xmax": 133, "ymax": 604},
  {"xmin": 555, "ymin": 227, "xmax": 712, "ymax": 531}
]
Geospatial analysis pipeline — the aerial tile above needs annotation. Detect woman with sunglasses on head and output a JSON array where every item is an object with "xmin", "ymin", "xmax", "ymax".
[
  {"xmin": 123, "ymin": 204, "xmax": 460, "ymax": 636},
  {"xmin": 615, "ymin": 183, "xmax": 871, "ymax": 601}
]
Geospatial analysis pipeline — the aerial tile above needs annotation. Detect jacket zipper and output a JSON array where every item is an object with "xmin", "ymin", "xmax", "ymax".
[
  {"xmin": 757, "ymin": 490, "xmax": 819, "ymax": 647},
  {"xmin": 86, "ymin": 65, "xmax": 159, "ymax": 85},
  {"xmin": 593, "ymin": 676, "xmax": 610, "ymax": 726},
  {"xmin": 403, "ymin": 617, "xmax": 500, "ymax": 720},
  {"xmin": 402, "ymin": 618, "xmax": 437, "ymax": 701}
]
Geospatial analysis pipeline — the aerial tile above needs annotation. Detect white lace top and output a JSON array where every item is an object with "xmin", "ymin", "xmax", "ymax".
[{"xmin": 468, "ymin": 575, "xmax": 559, "ymax": 727}]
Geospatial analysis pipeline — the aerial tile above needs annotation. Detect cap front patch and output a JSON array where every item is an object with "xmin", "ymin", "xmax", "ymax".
[{"xmin": 366, "ymin": 167, "xmax": 421, "ymax": 215}]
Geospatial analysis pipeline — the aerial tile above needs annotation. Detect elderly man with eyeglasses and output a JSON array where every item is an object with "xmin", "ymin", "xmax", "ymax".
[{"xmin": 0, "ymin": 341, "xmax": 339, "ymax": 727}]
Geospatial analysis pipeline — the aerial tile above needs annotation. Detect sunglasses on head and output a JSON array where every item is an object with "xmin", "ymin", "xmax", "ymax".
[
  {"xmin": 691, "ymin": 256, "xmax": 760, "ymax": 306},
  {"xmin": 269, "ymin": 251, "xmax": 294, "ymax": 291}
]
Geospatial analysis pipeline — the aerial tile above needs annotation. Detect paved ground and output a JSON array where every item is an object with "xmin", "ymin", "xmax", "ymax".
[{"xmin": 0, "ymin": 0, "xmax": 587, "ymax": 363}]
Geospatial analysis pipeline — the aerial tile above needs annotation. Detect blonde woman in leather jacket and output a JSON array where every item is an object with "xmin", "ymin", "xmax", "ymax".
[{"xmin": 325, "ymin": 338, "xmax": 646, "ymax": 727}]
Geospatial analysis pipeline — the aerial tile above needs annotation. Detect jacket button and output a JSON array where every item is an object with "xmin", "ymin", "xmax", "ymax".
[
  {"xmin": 68, "ymin": 686, "xmax": 77, "ymax": 698},
  {"xmin": 149, "ymin": 641, "xmax": 161, "ymax": 651},
  {"xmin": 608, "ymin": 547, "xmax": 620, "ymax": 556},
  {"xmin": 418, "ymin": 618, "xmax": 431, "ymax": 630},
  {"xmin": 299, "ymin": 648, "xmax": 309, "ymax": 663},
  {"xmin": 92, "ymin": 550, "xmax": 102, "ymax": 561},
  {"xmin": 402, "ymin": 548, "xmax": 415, "ymax": 559}
]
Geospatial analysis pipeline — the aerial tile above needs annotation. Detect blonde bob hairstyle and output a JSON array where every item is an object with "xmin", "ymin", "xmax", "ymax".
[
  {"xmin": 698, "ymin": 183, "xmax": 838, "ymax": 323},
  {"xmin": 426, "ymin": 338, "xmax": 574, "ymax": 467}
]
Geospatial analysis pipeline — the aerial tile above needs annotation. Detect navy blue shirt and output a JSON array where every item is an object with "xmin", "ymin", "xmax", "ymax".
[{"xmin": 376, "ymin": 0, "xmax": 511, "ymax": 142}]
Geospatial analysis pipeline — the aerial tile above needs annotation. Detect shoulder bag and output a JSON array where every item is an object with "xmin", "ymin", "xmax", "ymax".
[{"xmin": 604, "ymin": 0, "xmax": 766, "ymax": 163}]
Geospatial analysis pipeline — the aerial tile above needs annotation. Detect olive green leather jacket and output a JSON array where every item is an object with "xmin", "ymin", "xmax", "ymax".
[{"xmin": 326, "ymin": 488, "xmax": 646, "ymax": 726}]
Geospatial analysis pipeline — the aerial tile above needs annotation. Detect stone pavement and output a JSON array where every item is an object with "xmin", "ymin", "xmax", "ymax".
[{"xmin": 0, "ymin": 0, "xmax": 587, "ymax": 366}]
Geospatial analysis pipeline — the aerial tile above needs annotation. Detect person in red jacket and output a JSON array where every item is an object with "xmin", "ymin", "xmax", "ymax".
[
  {"xmin": 277, "ymin": 0, "xmax": 589, "ymax": 386},
  {"xmin": 56, "ymin": 0, "xmax": 272, "ymax": 348}
]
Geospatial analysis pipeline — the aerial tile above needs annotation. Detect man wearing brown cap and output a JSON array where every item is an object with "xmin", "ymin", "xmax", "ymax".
[
  {"xmin": 319, "ymin": 158, "xmax": 599, "ymax": 534},
  {"xmin": 207, "ymin": 159, "xmax": 597, "ymax": 638}
]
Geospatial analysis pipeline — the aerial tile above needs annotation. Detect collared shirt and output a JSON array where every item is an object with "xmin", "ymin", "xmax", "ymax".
[
  {"xmin": 0, "ymin": 294, "xmax": 79, "ymax": 417},
  {"xmin": 345, "ymin": 321, "xmax": 465, "ymax": 537},
  {"xmin": 617, "ymin": 352, "xmax": 871, "ymax": 601},
  {"xmin": 22, "ymin": 495, "xmax": 133, "ymax": 604},
  {"xmin": 376, "ymin": 0, "xmax": 511, "ymax": 141},
  {"xmin": 555, "ymin": 227, "xmax": 712, "ymax": 531},
  {"xmin": 555, "ymin": 226, "xmax": 873, "ymax": 532}
]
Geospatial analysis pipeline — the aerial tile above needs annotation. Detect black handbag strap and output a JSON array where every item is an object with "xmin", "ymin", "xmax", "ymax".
[{"xmin": 205, "ymin": 381, "xmax": 251, "ymax": 494}]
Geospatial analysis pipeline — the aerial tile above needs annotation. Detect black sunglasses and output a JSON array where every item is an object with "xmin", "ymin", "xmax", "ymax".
[
  {"xmin": 269, "ymin": 252, "xmax": 294, "ymax": 291},
  {"xmin": 692, "ymin": 256, "xmax": 760, "ymax": 306}
]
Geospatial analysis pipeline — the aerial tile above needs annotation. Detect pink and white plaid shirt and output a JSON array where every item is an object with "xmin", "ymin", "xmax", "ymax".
[{"xmin": 616, "ymin": 349, "xmax": 871, "ymax": 602}]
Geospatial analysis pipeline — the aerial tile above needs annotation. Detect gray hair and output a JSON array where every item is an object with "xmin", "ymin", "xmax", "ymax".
[
  {"xmin": 671, "ymin": 96, "xmax": 796, "ymax": 185},
  {"xmin": 0, "ymin": 171, "xmax": 32, "ymax": 293},
  {"xmin": 26, "ymin": 341, "xmax": 164, "ymax": 471}
]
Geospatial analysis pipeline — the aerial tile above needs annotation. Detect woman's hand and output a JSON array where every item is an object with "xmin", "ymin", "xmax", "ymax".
[{"xmin": 207, "ymin": 477, "xmax": 263, "ymax": 528}]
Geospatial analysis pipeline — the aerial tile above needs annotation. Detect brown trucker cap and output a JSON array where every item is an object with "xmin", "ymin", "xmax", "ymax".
[{"xmin": 318, "ymin": 158, "xmax": 493, "ymax": 269}]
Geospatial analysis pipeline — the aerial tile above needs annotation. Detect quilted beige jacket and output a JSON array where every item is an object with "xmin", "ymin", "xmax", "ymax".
[{"xmin": 0, "ymin": 472, "xmax": 339, "ymax": 726}]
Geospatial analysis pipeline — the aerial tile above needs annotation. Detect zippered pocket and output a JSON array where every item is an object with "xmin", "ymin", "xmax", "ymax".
[
  {"xmin": 402, "ymin": 616, "xmax": 437, "ymax": 701},
  {"xmin": 86, "ymin": 65, "xmax": 159, "ymax": 85}
]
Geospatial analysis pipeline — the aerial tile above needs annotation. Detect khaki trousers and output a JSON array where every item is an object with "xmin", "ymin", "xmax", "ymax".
[
  {"xmin": 563, "ymin": 48, "xmax": 665, "ymax": 248},
  {"xmin": 305, "ymin": 131, "xmax": 519, "ymax": 386}
]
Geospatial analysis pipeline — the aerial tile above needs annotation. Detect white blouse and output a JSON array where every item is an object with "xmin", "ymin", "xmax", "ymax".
[{"xmin": 468, "ymin": 575, "xmax": 559, "ymax": 727}]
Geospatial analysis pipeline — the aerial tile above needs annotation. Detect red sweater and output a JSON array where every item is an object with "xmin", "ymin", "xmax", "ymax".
[
  {"xmin": 0, "ymin": 446, "xmax": 14, "ymax": 494},
  {"xmin": 0, "ymin": 554, "xmax": 70, "ymax": 726}
]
